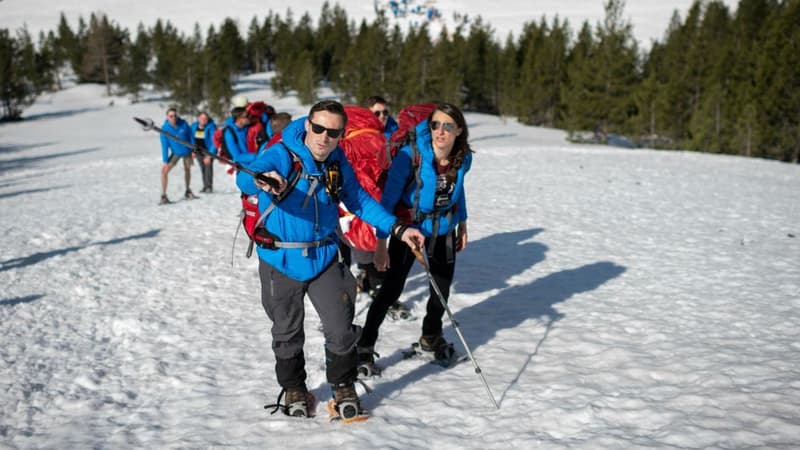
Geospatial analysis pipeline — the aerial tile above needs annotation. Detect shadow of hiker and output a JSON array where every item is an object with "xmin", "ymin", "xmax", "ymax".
[
  {"xmin": 368, "ymin": 251, "xmax": 625, "ymax": 409},
  {"xmin": 0, "ymin": 294, "xmax": 45, "ymax": 307},
  {"xmin": 0, "ymin": 148, "xmax": 101, "ymax": 175},
  {"xmin": 0, "ymin": 229, "xmax": 161, "ymax": 273}
]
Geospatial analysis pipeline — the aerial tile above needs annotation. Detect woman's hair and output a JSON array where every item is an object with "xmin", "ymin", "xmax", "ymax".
[{"xmin": 428, "ymin": 102, "xmax": 473, "ymax": 182}]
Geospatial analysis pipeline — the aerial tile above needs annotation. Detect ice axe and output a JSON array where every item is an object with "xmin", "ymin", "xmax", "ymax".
[{"xmin": 133, "ymin": 116, "xmax": 280, "ymax": 191}]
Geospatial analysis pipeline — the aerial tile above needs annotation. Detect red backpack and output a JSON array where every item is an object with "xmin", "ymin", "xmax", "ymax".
[{"xmin": 338, "ymin": 103, "xmax": 436, "ymax": 251}]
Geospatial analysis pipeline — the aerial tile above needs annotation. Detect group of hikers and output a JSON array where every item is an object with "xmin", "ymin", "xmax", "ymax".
[{"xmin": 157, "ymin": 95, "xmax": 473, "ymax": 422}]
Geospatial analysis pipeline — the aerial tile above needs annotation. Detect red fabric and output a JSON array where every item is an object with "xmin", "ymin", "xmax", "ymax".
[
  {"xmin": 338, "ymin": 106, "xmax": 388, "ymax": 251},
  {"xmin": 245, "ymin": 101, "xmax": 274, "ymax": 119},
  {"xmin": 265, "ymin": 132, "xmax": 282, "ymax": 149},
  {"xmin": 389, "ymin": 103, "xmax": 437, "ymax": 152},
  {"xmin": 246, "ymin": 122, "xmax": 264, "ymax": 153}
]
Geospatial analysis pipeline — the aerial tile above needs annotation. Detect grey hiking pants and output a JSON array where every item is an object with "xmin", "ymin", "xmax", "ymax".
[{"xmin": 258, "ymin": 258, "xmax": 360, "ymax": 390}]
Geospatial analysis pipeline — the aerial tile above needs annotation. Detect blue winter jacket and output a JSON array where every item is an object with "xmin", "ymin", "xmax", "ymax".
[
  {"xmin": 383, "ymin": 115, "xmax": 399, "ymax": 139},
  {"xmin": 190, "ymin": 119, "xmax": 218, "ymax": 155},
  {"xmin": 222, "ymin": 117, "xmax": 256, "ymax": 164},
  {"xmin": 159, "ymin": 118, "xmax": 193, "ymax": 163},
  {"xmin": 237, "ymin": 117, "xmax": 399, "ymax": 282},
  {"xmin": 377, "ymin": 119, "xmax": 470, "ymax": 239}
]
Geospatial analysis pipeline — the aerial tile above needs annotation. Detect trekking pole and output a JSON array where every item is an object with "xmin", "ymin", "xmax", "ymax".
[
  {"xmin": 412, "ymin": 248, "xmax": 499, "ymax": 410},
  {"xmin": 133, "ymin": 117, "xmax": 279, "ymax": 191}
]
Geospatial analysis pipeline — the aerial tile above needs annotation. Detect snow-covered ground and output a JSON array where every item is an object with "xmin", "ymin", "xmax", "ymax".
[
  {"xmin": 1, "ymin": 72, "xmax": 798, "ymax": 448},
  {"xmin": 0, "ymin": 0, "xmax": 738, "ymax": 48}
]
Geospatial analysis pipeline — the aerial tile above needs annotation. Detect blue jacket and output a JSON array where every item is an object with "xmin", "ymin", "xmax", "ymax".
[
  {"xmin": 377, "ymin": 119, "xmax": 470, "ymax": 239},
  {"xmin": 222, "ymin": 117, "xmax": 256, "ymax": 164},
  {"xmin": 383, "ymin": 115, "xmax": 399, "ymax": 139},
  {"xmin": 237, "ymin": 117, "xmax": 398, "ymax": 281},
  {"xmin": 159, "ymin": 118, "xmax": 193, "ymax": 163},
  {"xmin": 190, "ymin": 119, "xmax": 218, "ymax": 155}
]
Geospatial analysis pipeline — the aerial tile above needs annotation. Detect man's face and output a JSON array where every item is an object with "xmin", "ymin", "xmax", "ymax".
[
  {"xmin": 167, "ymin": 110, "xmax": 177, "ymax": 126},
  {"xmin": 198, "ymin": 113, "xmax": 208, "ymax": 126},
  {"xmin": 369, "ymin": 102, "xmax": 389, "ymax": 127},
  {"xmin": 304, "ymin": 110, "xmax": 344, "ymax": 161},
  {"xmin": 235, "ymin": 112, "xmax": 249, "ymax": 127}
]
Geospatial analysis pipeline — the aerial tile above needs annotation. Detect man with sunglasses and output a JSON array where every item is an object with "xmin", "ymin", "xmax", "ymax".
[
  {"xmin": 366, "ymin": 95, "xmax": 398, "ymax": 139},
  {"xmin": 237, "ymin": 100, "xmax": 424, "ymax": 421}
]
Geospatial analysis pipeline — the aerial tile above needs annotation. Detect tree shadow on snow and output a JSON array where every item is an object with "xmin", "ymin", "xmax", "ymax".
[
  {"xmin": 0, "ymin": 229, "xmax": 161, "ymax": 273},
  {"xmin": 22, "ymin": 106, "xmax": 107, "ymax": 122},
  {"xmin": 0, "ymin": 294, "xmax": 45, "ymax": 307},
  {"xmin": 0, "ymin": 185, "xmax": 71, "ymax": 200},
  {"xmin": 367, "ymin": 228, "xmax": 626, "ymax": 409},
  {"xmin": 0, "ymin": 147, "xmax": 101, "ymax": 176}
]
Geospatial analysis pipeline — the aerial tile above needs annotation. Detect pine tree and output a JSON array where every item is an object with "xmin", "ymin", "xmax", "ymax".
[
  {"xmin": 0, "ymin": 29, "xmax": 37, "ymax": 120},
  {"xmin": 80, "ymin": 13, "xmax": 126, "ymax": 95},
  {"xmin": 117, "ymin": 23, "xmax": 150, "ymax": 102}
]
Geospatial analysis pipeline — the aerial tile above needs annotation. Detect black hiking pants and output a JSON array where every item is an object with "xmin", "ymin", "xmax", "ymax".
[
  {"xmin": 359, "ymin": 231, "xmax": 456, "ymax": 348},
  {"xmin": 258, "ymin": 259, "xmax": 360, "ymax": 390}
]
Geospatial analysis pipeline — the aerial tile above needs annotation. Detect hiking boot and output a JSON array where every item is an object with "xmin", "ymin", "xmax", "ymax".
[
  {"xmin": 387, "ymin": 301, "xmax": 411, "ymax": 321},
  {"xmin": 331, "ymin": 383, "xmax": 363, "ymax": 419},
  {"xmin": 419, "ymin": 334, "xmax": 456, "ymax": 361},
  {"xmin": 159, "ymin": 194, "xmax": 171, "ymax": 205},
  {"xmin": 357, "ymin": 346, "xmax": 381, "ymax": 378},
  {"xmin": 184, "ymin": 189, "xmax": 198, "ymax": 200},
  {"xmin": 284, "ymin": 388, "xmax": 310, "ymax": 417}
]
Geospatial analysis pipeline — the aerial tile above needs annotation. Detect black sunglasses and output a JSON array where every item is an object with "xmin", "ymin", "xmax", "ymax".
[
  {"xmin": 309, "ymin": 120, "xmax": 344, "ymax": 138},
  {"xmin": 430, "ymin": 120, "xmax": 457, "ymax": 133},
  {"xmin": 373, "ymin": 109, "xmax": 389, "ymax": 118}
]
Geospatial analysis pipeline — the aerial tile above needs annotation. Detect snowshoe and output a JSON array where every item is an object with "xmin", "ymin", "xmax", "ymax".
[
  {"xmin": 387, "ymin": 301, "xmax": 413, "ymax": 321},
  {"xmin": 356, "ymin": 346, "xmax": 382, "ymax": 378},
  {"xmin": 264, "ymin": 388, "xmax": 317, "ymax": 418},
  {"xmin": 327, "ymin": 383, "xmax": 368, "ymax": 424},
  {"xmin": 159, "ymin": 194, "xmax": 172, "ymax": 205},
  {"xmin": 402, "ymin": 336, "xmax": 466, "ymax": 368}
]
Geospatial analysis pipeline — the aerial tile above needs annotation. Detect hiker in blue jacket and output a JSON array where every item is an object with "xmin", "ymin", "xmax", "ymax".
[
  {"xmin": 357, "ymin": 102, "xmax": 472, "ymax": 375},
  {"xmin": 222, "ymin": 105, "xmax": 256, "ymax": 165},
  {"xmin": 237, "ymin": 100, "xmax": 424, "ymax": 421},
  {"xmin": 159, "ymin": 107, "xmax": 196, "ymax": 204},
  {"xmin": 367, "ymin": 95, "xmax": 398, "ymax": 139},
  {"xmin": 190, "ymin": 112, "xmax": 217, "ymax": 193}
]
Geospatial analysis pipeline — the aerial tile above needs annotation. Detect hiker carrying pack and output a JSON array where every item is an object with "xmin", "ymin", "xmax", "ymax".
[{"xmin": 338, "ymin": 103, "xmax": 437, "ymax": 252}]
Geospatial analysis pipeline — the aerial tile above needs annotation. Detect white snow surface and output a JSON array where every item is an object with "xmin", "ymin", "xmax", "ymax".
[
  {"xmin": 0, "ymin": 0, "xmax": 738, "ymax": 48},
  {"xmin": 2, "ymin": 73, "xmax": 800, "ymax": 449}
]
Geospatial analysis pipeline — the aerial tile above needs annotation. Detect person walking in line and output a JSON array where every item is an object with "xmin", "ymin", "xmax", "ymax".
[
  {"xmin": 357, "ymin": 102, "xmax": 472, "ymax": 375},
  {"xmin": 159, "ymin": 107, "xmax": 196, "ymax": 204},
  {"xmin": 238, "ymin": 100, "xmax": 424, "ymax": 420},
  {"xmin": 190, "ymin": 111, "xmax": 217, "ymax": 193}
]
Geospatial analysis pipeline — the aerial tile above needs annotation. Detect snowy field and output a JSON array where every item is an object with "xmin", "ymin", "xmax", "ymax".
[
  {"xmin": 0, "ymin": 0, "xmax": 739, "ymax": 48},
  {"xmin": 1, "ymin": 72, "xmax": 799, "ymax": 448}
]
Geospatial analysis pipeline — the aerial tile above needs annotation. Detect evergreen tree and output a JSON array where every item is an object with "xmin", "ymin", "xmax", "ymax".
[
  {"xmin": 80, "ymin": 13, "xmax": 127, "ymax": 95},
  {"xmin": 0, "ymin": 29, "xmax": 36, "ymax": 119},
  {"xmin": 462, "ymin": 18, "xmax": 499, "ymax": 112},
  {"xmin": 56, "ymin": 13, "xmax": 82, "ymax": 78},
  {"xmin": 205, "ymin": 25, "xmax": 234, "ymax": 119},
  {"xmin": 316, "ymin": 2, "xmax": 351, "ymax": 83},
  {"xmin": 117, "ymin": 23, "xmax": 151, "ymax": 102}
]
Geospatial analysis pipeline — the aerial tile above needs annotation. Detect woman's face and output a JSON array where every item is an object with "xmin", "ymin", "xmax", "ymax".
[{"xmin": 429, "ymin": 110, "xmax": 462, "ymax": 155}]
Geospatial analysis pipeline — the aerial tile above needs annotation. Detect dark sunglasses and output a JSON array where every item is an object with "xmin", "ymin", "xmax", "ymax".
[
  {"xmin": 309, "ymin": 120, "xmax": 344, "ymax": 138},
  {"xmin": 430, "ymin": 120, "xmax": 457, "ymax": 133},
  {"xmin": 373, "ymin": 109, "xmax": 389, "ymax": 118}
]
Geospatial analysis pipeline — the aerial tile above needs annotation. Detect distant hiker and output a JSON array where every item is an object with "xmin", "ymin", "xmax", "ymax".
[
  {"xmin": 366, "ymin": 95, "xmax": 398, "ymax": 139},
  {"xmin": 238, "ymin": 100, "xmax": 424, "ymax": 421},
  {"xmin": 190, "ymin": 111, "xmax": 217, "ymax": 193},
  {"xmin": 245, "ymin": 101, "xmax": 276, "ymax": 152},
  {"xmin": 357, "ymin": 102, "xmax": 472, "ymax": 374},
  {"xmin": 159, "ymin": 107, "xmax": 196, "ymax": 204},
  {"xmin": 222, "ymin": 95, "xmax": 256, "ymax": 165},
  {"xmin": 261, "ymin": 112, "xmax": 293, "ymax": 151}
]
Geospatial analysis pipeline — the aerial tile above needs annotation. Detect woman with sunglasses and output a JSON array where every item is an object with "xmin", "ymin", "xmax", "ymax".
[
  {"xmin": 357, "ymin": 102, "xmax": 473, "ymax": 375},
  {"xmin": 237, "ymin": 100, "xmax": 424, "ymax": 421}
]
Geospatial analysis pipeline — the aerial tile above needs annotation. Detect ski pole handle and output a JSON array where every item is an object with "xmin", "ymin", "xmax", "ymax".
[{"xmin": 133, "ymin": 116, "xmax": 280, "ymax": 191}]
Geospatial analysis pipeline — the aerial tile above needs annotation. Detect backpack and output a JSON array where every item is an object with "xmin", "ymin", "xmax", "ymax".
[
  {"xmin": 239, "ymin": 144, "xmax": 308, "ymax": 258},
  {"xmin": 338, "ymin": 103, "xmax": 436, "ymax": 251},
  {"xmin": 212, "ymin": 126, "xmax": 239, "ymax": 161}
]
